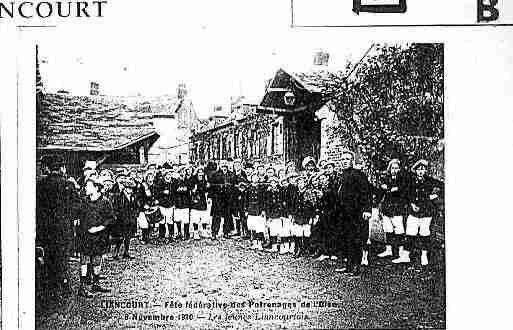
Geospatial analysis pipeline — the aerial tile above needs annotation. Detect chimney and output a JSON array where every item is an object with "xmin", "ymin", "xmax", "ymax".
[
  {"xmin": 177, "ymin": 83, "xmax": 187, "ymax": 100},
  {"xmin": 90, "ymin": 81, "xmax": 100, "ymax": 96},
  {"xmin": 313, "ymin": 50, "xmax": 329, "ymax": 67}
]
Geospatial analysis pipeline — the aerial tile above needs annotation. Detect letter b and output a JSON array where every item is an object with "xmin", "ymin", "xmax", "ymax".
[{"xmin": 478, "ymin": 0, "xmax": 499, "ymax": 22}]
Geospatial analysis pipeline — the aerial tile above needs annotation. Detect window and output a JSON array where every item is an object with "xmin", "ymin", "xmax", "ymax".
[
  {"xmin": 271, "ymin": 125, "xmax": 275, "ymax": 155},
  {"xmin": 252, "ymin": 130, "xmax": 257, "ymax": 157},
  {"xmin": 139, "ymin": 146, "xmax": 146, "ymax": 164},
  {"xmin": 234, "ymin": 132, "xmax": 238, "ymax": 158},
  {"xmin": 226, "ymin": 136, "xmax": 231, "ymax": 159},
  {"xmin": 260, "ymin": 134, "xmax": 266, "ymax": 157},
  {"xmin": 275, "ymin": 124, "xmax": 283, "ymax": 154},
  {"xmin": 217, "ymin": 137, "xmax": 221, "ymax": 160}
]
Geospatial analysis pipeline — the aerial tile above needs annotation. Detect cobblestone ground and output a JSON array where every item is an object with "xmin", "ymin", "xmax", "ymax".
[{"xmin": 36, "ymin": 236, "xmax": 445, "ymax": 330}]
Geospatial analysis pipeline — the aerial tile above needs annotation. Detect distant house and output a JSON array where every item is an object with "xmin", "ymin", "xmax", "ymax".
[
  {"xmin": 190, "ymin": 67, "xmax": 327, "ymax": 169},
  {"xmin": 147, "ymin": 84, "xmax": 201, "ymax": 165},
  {"xmin": 37, "ymin": 93, "xmax": 160, "ymax": 178}
]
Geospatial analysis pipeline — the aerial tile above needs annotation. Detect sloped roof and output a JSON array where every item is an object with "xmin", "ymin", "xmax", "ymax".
[
  {"xmin": 38, "ymin": 93, "xmax": 159, "ymax": 151},
  {"xmin": 260, "ymin": 68, "xmax": 325, "ymax": 109}
]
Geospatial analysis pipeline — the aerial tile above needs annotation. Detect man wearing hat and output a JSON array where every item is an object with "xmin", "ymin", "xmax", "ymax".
[
  {"xmin": 37, "ymin": 155, "xmax": 81, "ymax": 295},
  {"xmin": 231, "ymin": 159, "xmax": 248, "ymax": 238},
  {"xmin": 334, "ymin": 149, "xmax": 372, "ymax": 276}
]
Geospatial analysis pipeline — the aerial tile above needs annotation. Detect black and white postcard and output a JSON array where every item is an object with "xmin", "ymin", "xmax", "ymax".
[{"xmin": 1, "ymin": 0, "xmax": 513, "ymax": 329}]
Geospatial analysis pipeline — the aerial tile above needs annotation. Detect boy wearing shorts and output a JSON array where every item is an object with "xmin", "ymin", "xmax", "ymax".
[
  {"xmin": 190, "ymin": 168, "xmax": 209, "ymax": 240},
  {"xmin": 174, "ymin": 167, "xmax": 191, "ymax": 240},
  {"xmin": 158, "ymin": 170, "xmax": 176, "ymax": 243},
  {"xmin": 245, "ymin": 174, "xmax": 265, "ymax": 250},
  {"xmin": 263, "ymin": 176, "xmax": 283, "ymax": 253}
]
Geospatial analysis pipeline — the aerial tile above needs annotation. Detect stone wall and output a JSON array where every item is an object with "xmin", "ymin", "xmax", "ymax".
[{"xmin": 317, "ymin": 104, "xmax": 353, "ymax": 170}]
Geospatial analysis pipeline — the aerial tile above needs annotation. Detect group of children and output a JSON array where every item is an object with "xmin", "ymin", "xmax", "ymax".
[
  {"xmin": 36, "ymin": 149, "xmax": 444, "ymax": 299},
  {"xmin": 71, "ymin": 152, "xmax": 444, "ymax": 295}
]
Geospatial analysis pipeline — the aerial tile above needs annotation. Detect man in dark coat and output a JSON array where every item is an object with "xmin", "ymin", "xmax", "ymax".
[
  {"xmin": 231, "ymin": 159, "xmax": 248, "ymax": 237},
  {"xmin": 335, "ymin": 150, "xmax": 372, "ymax": 276},
  {"xmin": 36, "ymin": 155, "xmax": 81, "ymax": 295},
  {"xmin": 208, "ymin": 162, "xmax": 226, "ymax": 240},
  {"xmin": 220, "ymin": 161, "xmax": 236, "ymax": 237},
  {"xmin": 111, "ymin": 179, "xmax": 139, "ymax": 259}
]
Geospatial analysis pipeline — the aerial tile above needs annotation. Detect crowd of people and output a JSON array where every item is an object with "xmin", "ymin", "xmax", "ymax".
[{"xmin": 36, "ymin": 149, "xmax": 443, "ymax": 299}]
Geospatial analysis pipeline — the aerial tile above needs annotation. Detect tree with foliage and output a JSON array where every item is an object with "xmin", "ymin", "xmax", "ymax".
[{"xmin": 301, "ymin": 43, "xmax": 444, "ymax": 180}]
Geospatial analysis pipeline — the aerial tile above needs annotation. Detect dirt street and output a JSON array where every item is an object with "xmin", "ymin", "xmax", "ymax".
[{"xmin": 36, "ymin": 237, "xmax": 445, "ymax": 329}]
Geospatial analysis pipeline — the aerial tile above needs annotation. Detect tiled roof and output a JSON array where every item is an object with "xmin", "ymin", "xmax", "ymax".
[
  {"xmin": 260, "ymin": 68, "xmax": 325, "ymax": 109},
  {"xmin": 38, "ymin": 93, "xmax": 159, "ymax": 151}
]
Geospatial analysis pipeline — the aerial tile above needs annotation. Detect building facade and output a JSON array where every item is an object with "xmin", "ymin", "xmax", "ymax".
[
  {"xmin": 190, "ymin": 68, "xmax": 335, "ymax": 170},
  {"xmin": 148, "ymin": 84, "xmax": 201, "ymax": 165}
]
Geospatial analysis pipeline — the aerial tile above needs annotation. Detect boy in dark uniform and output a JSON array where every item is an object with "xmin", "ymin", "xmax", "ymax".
[
  {"xmin": 245, "ymin": 174, "xmax": 266, "ymax": 250},
  {"xmin": 394, "ymin": 159, "xmax": 443, "ymax": 266},
  {"xmin": 174, "ymin": 167, "xmax": 191, "ymax": 240},
  {"xmin": 139, "ymin": 171, "xmax": 159, "ymax": 244},
  {"xmin": 291, "ymin": 175, "xmax": 317, "ymax": 258},
  {"xmin": 157, "ymin": 170, "xmax": 176, "ymax": 242},
  {"xmin": 189, "ymin": 168, "xmax": 209, "ymax": 240},
  {"xmin": 280, "ymin": 172, "xmax": 298, "ymax": 254},
  {"xmin": 77, "ymin": 178, "xmax": 115, "ymax": 297},
  {"xmin": 264, "ymin": 176, "xmax": 283, "ymax": 252},
  {"xmin": 377, "ymin": 159, "xmax": 409, "ymax": 259}
]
